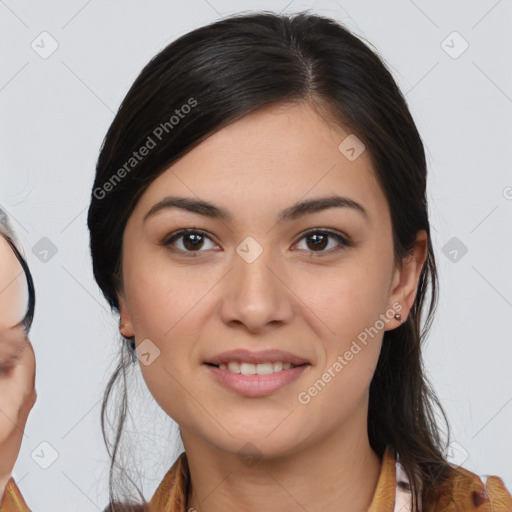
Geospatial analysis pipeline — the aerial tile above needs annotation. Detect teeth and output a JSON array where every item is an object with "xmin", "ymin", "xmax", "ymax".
[
  {"xmin": 228, "ymin": 362, "xmax": 240, "ymax": 373},
  {"xmin": 273, "ymin": 362, "xmax": 283, "ymax": 372},
  {"xmin": 215, "ymin": 361, "xmax": 297, "ymax": 374},
  {"xmin": 241, "ymin": 362, "xmax": 257, "ymax": 375}
]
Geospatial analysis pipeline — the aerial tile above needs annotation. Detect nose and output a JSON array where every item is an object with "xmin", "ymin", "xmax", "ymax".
[{"xmin": 218, "ymin": 242, "xmax": 294, "ymax": 334}]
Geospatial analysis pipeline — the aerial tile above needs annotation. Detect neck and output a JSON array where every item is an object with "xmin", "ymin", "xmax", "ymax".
[{"xmin": 182, "ymin": 412, "xmax": 382, "ymax": 512}]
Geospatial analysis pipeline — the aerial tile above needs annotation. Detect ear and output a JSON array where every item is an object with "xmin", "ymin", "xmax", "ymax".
[
  {"xmin": 118, "ymin": 294, "xmax": 135, "ymax": 338},
  {"xmin": 385, "ymin": 229, "xmax": 428, "ymax": 330}
]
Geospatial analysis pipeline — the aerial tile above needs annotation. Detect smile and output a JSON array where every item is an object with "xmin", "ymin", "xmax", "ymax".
[
  {"xmin": 207, "ymin": 361, "xmax": 300, "ymax": 375},
  {"xmin": 204, "ymin": 362, "xmax": 310, "ymax": 397}
]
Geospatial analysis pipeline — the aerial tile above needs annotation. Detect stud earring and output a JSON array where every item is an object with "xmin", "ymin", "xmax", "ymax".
[{"xmin": 394, "ymin": 313, "xmax": 406, "ymax": 325}]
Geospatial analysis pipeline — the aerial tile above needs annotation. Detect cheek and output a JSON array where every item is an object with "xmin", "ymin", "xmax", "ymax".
[
  {"xmin": 122, "ymin": 244, "xmax": 193, "ymax": 339},
  {"xmin": 121, "ymin": 247, "xmax": 219, "ymax": 398},
  {"xmin": 294, "ymin": 267, "xmax": 386, "ymax": 429},
  {"xmin": 124, "ymin": 259, "xmax": 203, "ymax": 424},
  {"xmin": 125, "ymin": 271, "xmax": 218, "ymax": 348},
  {"xmin": 291, "ymin": 244, "xmax": 393, "ymax": 401},
  {"xmin": 293, "ymin": 258, "xmax": 392, "ymax": 343}
]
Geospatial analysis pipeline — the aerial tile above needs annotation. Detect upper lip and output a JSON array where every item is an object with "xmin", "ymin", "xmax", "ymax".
[{"xmin": 205, "ymin": 349, "xmax": 310, "ymax": 366}]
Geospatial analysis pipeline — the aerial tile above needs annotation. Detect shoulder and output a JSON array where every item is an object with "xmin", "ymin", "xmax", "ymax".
[
  {"xmin": 425, "ymin": 463, "xmax": 512, "ymax": 511},
  {"xmin": 444, "ymin": 464, "xmax": 511, "ymax": 510},
  {"xmin": 395, "ymin": 456, "xmax": 512, "ymax": 511}
]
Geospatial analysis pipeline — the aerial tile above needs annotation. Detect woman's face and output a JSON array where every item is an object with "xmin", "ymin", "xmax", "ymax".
[
  {"xmin": 0, "ymin": 231, "xmax": 36, "ymax": 480},
  {"xmin": 118, "ymin": 101, "xmax": 426, "ymax": 458}
]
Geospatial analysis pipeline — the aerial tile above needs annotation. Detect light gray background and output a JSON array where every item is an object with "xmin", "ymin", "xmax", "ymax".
[{"xmin": 1, "ymin": 0, "xmax": 511, "ymax": 510}]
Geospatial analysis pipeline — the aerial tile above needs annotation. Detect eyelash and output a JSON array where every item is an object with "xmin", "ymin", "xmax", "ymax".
[{"xmin": 162, "ymin": 228, "xmax": 352, "ymax": 257}]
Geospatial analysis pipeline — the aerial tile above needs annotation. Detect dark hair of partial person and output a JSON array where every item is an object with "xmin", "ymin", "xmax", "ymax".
[
  {"xmin": 88, "ymin": 10, "xmax": 457, "ymax": 511},
  {"xmin": 0, "ymin": 207, "xmax": 35, "ymax": 333}
]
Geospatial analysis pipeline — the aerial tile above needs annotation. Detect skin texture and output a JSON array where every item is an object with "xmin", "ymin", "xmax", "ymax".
[
  {"xmin": 118, "ymin": 100, "xmax": 428, "ymax": 512},
  {"xmin": 0, "ymin": 236, "xmax": 28, "ymax": 331},
  {"xmin": 0, "ymin": 236, "xmax": 36, "ymax": 501}
]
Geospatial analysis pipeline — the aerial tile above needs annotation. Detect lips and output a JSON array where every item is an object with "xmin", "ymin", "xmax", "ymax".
[
  {"xmin": 204, "ymin": 359, "xmax": 310, "ymax": 397},
  {"xmin": 204, "ymin": 348, "xmax": 310, "ymax": 366}
]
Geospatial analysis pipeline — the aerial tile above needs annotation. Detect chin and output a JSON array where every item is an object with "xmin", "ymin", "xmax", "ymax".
[{"xmin": 213, "ymin": 425, "xmax": 306, "ymax": 461}]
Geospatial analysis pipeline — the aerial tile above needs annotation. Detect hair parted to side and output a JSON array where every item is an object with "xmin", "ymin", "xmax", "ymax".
[{"xmin": 87, "ymin": 10, "xmax": 455, "ymax": 511}]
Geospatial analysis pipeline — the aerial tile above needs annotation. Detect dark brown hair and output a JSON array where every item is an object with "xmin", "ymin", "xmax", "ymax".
[{"xmin": 88, "ymin": 10, "xmax": 456, "ymax": 511}]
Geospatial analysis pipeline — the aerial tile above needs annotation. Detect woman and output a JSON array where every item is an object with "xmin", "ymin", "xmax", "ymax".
[
  {"xmin": 0, "ymin": 207, "xmax": 36, "ymax": 511},
  {"xmin": 2, "ymin": 10, "xmax": 511, "ymax": 512}
]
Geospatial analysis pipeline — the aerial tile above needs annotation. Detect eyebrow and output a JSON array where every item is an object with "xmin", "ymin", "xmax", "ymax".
[{"xmin": 143, "ymin": 194, "xmax": 369, "ymax": 224}]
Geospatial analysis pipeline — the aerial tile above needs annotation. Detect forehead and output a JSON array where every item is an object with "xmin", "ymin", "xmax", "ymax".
[{"xmin": 134, "ymin": 101, "xmax": 388, "ymax": 223}]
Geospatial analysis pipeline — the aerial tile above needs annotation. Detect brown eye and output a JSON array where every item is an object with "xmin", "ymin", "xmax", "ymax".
[
  {"xmin": 180, "ymin": 232, "xmax": 204, "ymax": 251},
  {"xmin": 163, "ymin": 229, "xmax": 219, "ymax": 256},
  {"xmin": 294, "ymin": 230, "xmax": 351, "ymax": 254}
]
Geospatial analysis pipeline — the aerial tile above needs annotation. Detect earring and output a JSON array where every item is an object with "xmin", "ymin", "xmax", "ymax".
[{"xmin": 394, "ymin": 313, "xmax": 406, "ymax": 325}]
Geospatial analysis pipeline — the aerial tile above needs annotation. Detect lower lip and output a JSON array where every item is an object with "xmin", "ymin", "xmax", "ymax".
[{"xmin": 204, "ymin": 364, "xmax": 310, "ymax": 397}]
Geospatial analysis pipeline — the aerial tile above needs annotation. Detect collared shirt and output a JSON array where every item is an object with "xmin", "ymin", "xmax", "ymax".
[{"xmin": 2, "ymin": 446, "xmax": 511, "ymax": 511}]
